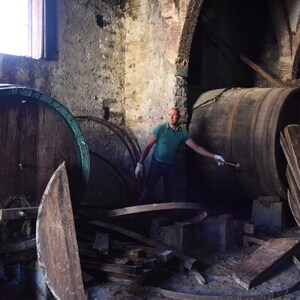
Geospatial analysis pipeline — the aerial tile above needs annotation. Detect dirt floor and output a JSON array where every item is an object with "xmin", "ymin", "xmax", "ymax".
[{"xmin": 85, "ymin": 226, "xmax": 300, "ymax": 300}]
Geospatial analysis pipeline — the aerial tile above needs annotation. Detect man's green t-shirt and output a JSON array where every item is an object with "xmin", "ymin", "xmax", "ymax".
[{"xmin": 152, "ymin": 123, "xmax": 191, "ymax": 164}]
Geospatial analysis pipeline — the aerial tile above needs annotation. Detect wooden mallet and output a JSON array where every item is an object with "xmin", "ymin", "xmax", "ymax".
[{"xmin": 224, "ymin": 161, "xmax": 240, "ymax": 169}]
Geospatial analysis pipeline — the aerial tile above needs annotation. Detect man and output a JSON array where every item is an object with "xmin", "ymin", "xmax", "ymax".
[{"xmin": 135, "ymin": 107, "xmax": 225, "ymax": 204}]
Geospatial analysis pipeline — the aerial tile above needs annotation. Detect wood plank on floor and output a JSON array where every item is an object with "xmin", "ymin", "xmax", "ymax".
[{"xmin": 232, "ymin": 238, "xmax": 300, "ymax": 289}]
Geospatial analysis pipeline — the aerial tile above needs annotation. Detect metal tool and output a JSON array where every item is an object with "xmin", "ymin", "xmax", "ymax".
[{"xmin": 224, "ymin": 161, "xmax": 240, "ymax": 169}]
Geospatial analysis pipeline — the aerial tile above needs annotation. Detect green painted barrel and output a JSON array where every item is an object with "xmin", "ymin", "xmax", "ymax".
[
  {"xmin": 0, "ymin": 84, "xmax": 90, "ymax": 207},
  {"xmin": 189, "ymin": 87, "xmax": 300, "ymax": 202}
]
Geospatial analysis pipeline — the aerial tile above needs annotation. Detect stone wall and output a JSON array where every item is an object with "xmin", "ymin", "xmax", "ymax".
[
  {"xmin": 0, "ymin": 1, "xmax": 126, "ymax": 119},
  {"xmin": 0, "ymin": 0, "xmax": 128, "ymax": 207}
]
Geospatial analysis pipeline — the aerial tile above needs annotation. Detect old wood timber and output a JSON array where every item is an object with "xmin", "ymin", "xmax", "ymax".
[
  {"xmin": 90, "ymin": 202, "xmax": 207, "ymax": 227},
  {"xmin": 36, "ymin": 162, "xmax": 86, "ymax": 300},
  {"xmin": 0, "ymin": 207, "xmax": 38, "ymax": 220},
  {"xmin": 280, "ymin": 125, "xmax": 300, "ymax": 226},
  {"xmin": 89, "ymin": 220, "xmax": 197, "ymax": 271},
  {"xmin": 233, "ymin": 238, "xmax": 300, "ymax": 289},
  {"xmin": 99, "ymin": 202, "xmax": 205, "ymax": 218}
]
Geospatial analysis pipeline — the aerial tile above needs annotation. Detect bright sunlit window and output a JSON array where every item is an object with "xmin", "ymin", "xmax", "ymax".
[{"xmin": 0, "ymin": 0, "xmax": 43, "ymax": 59}]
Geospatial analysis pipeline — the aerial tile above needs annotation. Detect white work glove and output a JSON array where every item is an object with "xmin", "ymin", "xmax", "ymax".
[
  {"xmin": 214, "ymin": 154, "xmax": 225, "ymax": 166},
  {"xmin": 135, "ymin": 163, "xmax": 144, "ymax": 178}
]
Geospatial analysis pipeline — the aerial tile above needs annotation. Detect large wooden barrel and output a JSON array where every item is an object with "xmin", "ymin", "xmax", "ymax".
[
  {"xmin": 189, "ymin": 87, "xmax": 300, "ymax": 202},
  {"xmin": 0, "ymin": 84, "xmax": 90, "ymax": 208}
]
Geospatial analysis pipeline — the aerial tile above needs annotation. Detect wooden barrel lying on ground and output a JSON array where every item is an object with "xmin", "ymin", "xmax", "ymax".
[
  {"xmin": 0, "ymin": 84, "xmax": 90, "ymax": 208},
  {"xmin": 189, "ymin": 87, "xmax": 300, "ymax": 204}
]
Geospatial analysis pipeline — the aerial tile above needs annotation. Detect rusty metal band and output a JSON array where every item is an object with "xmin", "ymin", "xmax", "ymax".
[
  {"xmin": 226, "ymin": 88, "xmax": 252, "ymax": 161},
  {"xmin": 249, "ymin": 88, "xmax": 275, "ymax": 194},
  {"xmin": 261, "ymin": 88, "xmax": 287, "ymax": 196}
]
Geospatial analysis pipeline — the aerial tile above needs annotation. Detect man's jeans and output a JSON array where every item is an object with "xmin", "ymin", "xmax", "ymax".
[{"xmin": 137, "ymin": 159, "xmax": 175, "ymax": 204}]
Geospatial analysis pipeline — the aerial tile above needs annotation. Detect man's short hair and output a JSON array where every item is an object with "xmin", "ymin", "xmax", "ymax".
[{"xmin": 168, "ymin": 107, "xmax": 180, "ymax": 116}]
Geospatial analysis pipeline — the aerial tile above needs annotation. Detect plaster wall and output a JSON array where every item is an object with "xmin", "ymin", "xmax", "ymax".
[
  {"xmin": 0, "ymin": 0, "xmax": 126, "ymax": 119},
  {"xmin": 123, "ymin": 0, "xmax": 197, "ymax": 147},
  {"xmin": 124, "ymin": 1, "xmax": 175, "ymax": 143}
]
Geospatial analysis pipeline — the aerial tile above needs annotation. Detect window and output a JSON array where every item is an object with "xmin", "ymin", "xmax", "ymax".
[{"xmin": 0, "ymin": 0, "xmax": 57, "ymax": 60}]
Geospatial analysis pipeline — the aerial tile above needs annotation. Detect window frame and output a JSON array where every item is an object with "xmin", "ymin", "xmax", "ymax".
[{"xmin": 0, "ymin": 0, "xmax": 57, "ymax": 60}]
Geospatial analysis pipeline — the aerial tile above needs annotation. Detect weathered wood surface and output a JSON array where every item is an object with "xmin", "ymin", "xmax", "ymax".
[
  {"xmin": 99, "ymin": 202, "xmax": 205, "ymax": 218},
  {"xmin": 280, "ymin": 126, "xmax": 300, "ymax": 226},
  {"xmin": 288, "ymin": 190, "xmax": 300, "ymax": 227},
  {"xmin": 81, "ymin": 260, "xmax": 143, "ymax": 275},
  {"xmin": 232, "ymin": 238, "xmax": 300, "ymax": 289},
  {"xmin": 287, "ymin": 166, "xmax": 300, "ymax": 202},
  {"xmin": 293, "ymin": 255, "xmax": 300, "ymax": 269},
  {"xmin": 104, "ymin": 272, "xmax": 145, "ymax": 285},
  {"xmin": 105, "ymin": 269, "xmax": 156, "ymax": 286},
  {"xmin": 112, "ymin": 241, "xmax": 169, "ymax": 263},
  {"xmin": 239, "ymin": 54, "xmax": 284, "ymax": 87},
  {"xmin": 93, "ymin": 231, "xmax": 109, "ymax": 255},
  {"xmin": 36, "ymin": 162, "xmax": 86, "ymax": 300},
  {"xmin": 0, "ymin": 207, "xmax": 38, "ymax": 220},
  {"xmin": 243, "ymin": 235, "xmax": 266, "ymax": 247},
  {"xmin": 0, "ymin": 95, "xmax": 84, "ymax": 207},
  {"xmin": 283, "ymin": 125, "xmax": 300, "ymax": 172},
  {"xmin": 280, "ymin": 132, "xmax": 300, "ymax": 191},
  {"xmin": 286, "ymin": 167, "xmax": 300, "ymax": 226}
]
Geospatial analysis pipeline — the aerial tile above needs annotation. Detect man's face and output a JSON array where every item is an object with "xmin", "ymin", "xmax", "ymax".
[{"xmin": 167, "ymin": 108, "xmax": 180, "ymax": 126}]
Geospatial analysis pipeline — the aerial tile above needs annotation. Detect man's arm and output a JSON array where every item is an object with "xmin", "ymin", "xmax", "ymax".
[
  {"xmin": 138, "ymin": 135, "xmax": 157, "ymax": 164},
  {"xmin": 135, "ymin": 135, "xmax": 157, "ymax": 178},
  {"xmin": 185, "ymin": 138, "xmax": 225, "ymax": 166},
  {"xmin": 185, "ymin": 138, "xmax": 215, "ymax": 159}
]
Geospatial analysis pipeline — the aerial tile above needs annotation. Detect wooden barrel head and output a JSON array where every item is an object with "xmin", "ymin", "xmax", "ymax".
[
  {"xmin": 36, "ymin": 162, "xmax": 86, "ymax": 299},
  {"xmin": 0, "ymin": 85, "xmax": 89, "ymax": 207}
]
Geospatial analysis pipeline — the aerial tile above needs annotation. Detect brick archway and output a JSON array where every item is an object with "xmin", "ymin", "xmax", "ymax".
[{"xmin": 160, "ymin": 0, "xmax": 205, "ymax": 122}]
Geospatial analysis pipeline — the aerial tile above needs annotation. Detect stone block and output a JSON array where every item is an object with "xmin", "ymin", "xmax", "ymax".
[
  {"xmin": 199, "ymin": 214, "xmax": 235, "ymax": 253},
  {"xmin": 154, "ymin": 221, "xmax": 193, "ymax": 254},
  {"xmin": 219, "ymin": 214, "xmax": 236, "ymax": 252},
  {"xmin": 175, "ymin": 65, "xmax": 188, "ymax": 77},
  {"xmin": 251, "ymin": 199, "xmax": 286, "ymax": 232},
  {"xmin": 258, "ymin": 196, "xmax": 280, "ymax": 202}
]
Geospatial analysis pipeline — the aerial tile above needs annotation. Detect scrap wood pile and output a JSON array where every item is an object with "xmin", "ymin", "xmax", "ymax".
[
  {"xmin": 76, "ymin": 202, "xmax": 208, "ymax": 286},
  {"xmin": 9, "ymin": 162, "xmax": 206, "ymax": 299},
  {"xmin": 77, "ymin": 226, "xmax": 178, "ymax": 286},
  {"xmin": 36, "ymin": 163, "xmax": 206, "ymax": 297},
  {"xmin": 280, "ymin": 124, "xmax": 300, "ymax": 226},
  {"xmin": 79, "ymin": 216, "xmax": 300, "ymax": 298}
]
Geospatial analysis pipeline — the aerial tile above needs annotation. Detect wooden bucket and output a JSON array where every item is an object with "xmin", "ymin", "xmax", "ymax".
[
  {"xmin": 0, "ymin": 84, "xmax": 90, "ymax": 208},
  {"xmin": 189, "ymin": 87, "xmax": 300, "ymax": 201}
]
